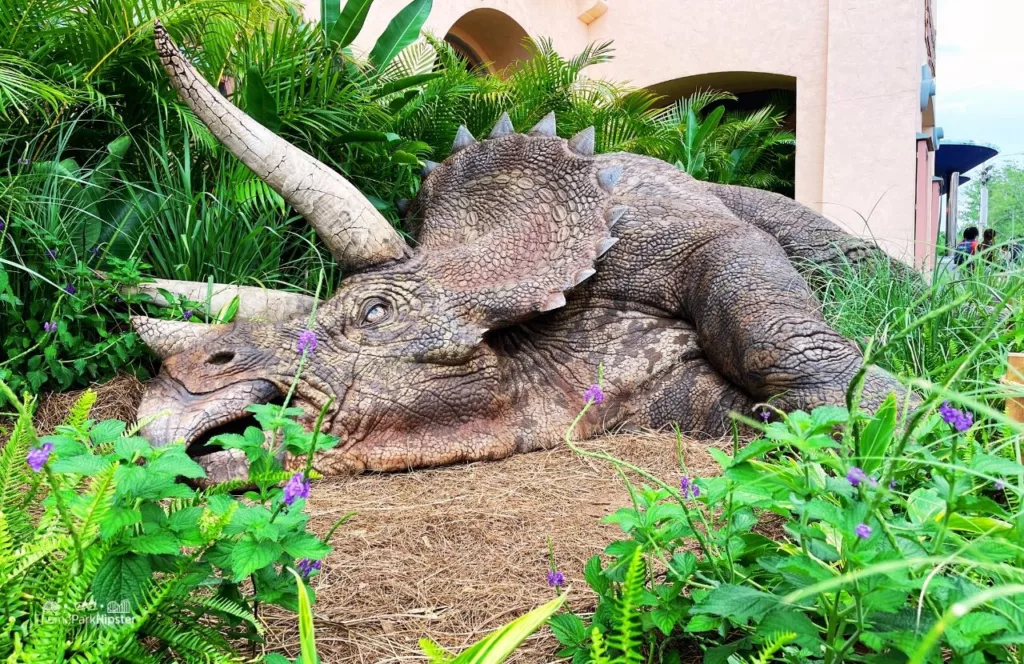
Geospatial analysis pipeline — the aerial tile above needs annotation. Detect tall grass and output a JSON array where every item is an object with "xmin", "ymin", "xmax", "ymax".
[{"xmin": 811, "ymin": 252, "xmax": 1023, "ymax": 397}]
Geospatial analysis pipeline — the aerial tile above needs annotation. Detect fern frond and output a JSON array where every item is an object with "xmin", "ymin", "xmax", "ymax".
[
  {"xmin": 589, "ymin": 626, "xmax": 611, "ymax": 664},
  {"xmin": 748, "ymin": 631, "xmax": 796, "ymax": 664},
  {"xmin": 0, "ymin": 400, "xmax": 37, "ymax": 542},
  {"xmin": 606, "ymin": 546, "xmax": 645, "ymax": 664},
  {"xmin": 72, "ymin": 463, "xmax": 117, "ymax": 542},
  {"xmin": 63, "ymin": 389, "xmax": 97, "ymax": 430}
]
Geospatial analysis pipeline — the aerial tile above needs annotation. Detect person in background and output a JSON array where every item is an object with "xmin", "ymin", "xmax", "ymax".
[
  {"xmin": 978, "ymin": 228, "xmax": 1000, "ymax": 266},
  {"xmin": 953, "ymin": 226, "xmax": 979, "ymax": 267}
]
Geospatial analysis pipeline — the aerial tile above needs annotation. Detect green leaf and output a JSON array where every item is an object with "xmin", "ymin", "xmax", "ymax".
[
  {"xmin": 90, "ymin": 419, "xmax": 126, "ymax": 444},
  {"xmin": 245, "ymin": 68, "xmax": 281, "ymax": 133},
  {"xmin": 391, "ymin": 150, "xmax": 421, "ymax": 165},
  {"xmin": 548, "ymin": 613, "xmax": 587, "ymax": 647},
  {"xmin": 368, "ymin": 0, "xmax": 432, "ymax": 71},
  {"xmin": 232, "ymin": 536, "xmax": 283, "ymax": 580},
  {"xmin": 114, "ymin": 437, "xmax": 149, "ymax": 460},
  {"xmin": 373, "ymin": 72, "xmax": 442, "ymax": 98},
  {"xmin": 809, "ymin": 405, "xmax": 849, "ymax": 432},
  {"xmin": 758, "ymin": 609, "xmax": 822, "ymax": 650},
  {"xmin": 946, "ymin": 612, "xmax": 1010, "ymax": 653},
  {"xmin": 285, "ymin": 567, "xmax": 319, "ymax": 664},
  {"xmin": 101, "ymin": 507, "xmax": 142, "ymax": 539},
  {"xmin": 51, "ymin": 454, "xmax": 110, "ymax": 475},
  {"xmin": 148, "ymin": 449, "xmax": 206, "ymax": 479},
  {"xmin": 114, "ymin": 464, "xmax": 148, "ymax": 497},
  {"xmin": 263, "ymin": 655, "xmax": 292, "ymax": 664},
  {"xmin": 328, "ymin": 0, "xmax": 376, "ymax": 48},
  {"xmin": 683, "ymin": 614, "xmax": 720, "ymax": 633},
  {"xmin": 321, "ymin": 0, "xmax": 341, "ymax": 38},
  {"xmin": 129, "ymin": 531, "xmax": 183, "ymax": 555},
  {"xmin": 584, "ymin": 555, "xmax": 609, "ymax": 594},
  {"xmin": 451, "ymin": 593, "xmax": 566, "ymax": 663},
  {"xmin": 690, "ymin": 584, "xmax": 779, "ymax": 625},
  {"xmin": 282, "ymin": 532, "xmax": 332, "ymax": 559},
  {"xmin": 336, "ymin": 130, "xmax": 395, "ymax": 143},
  {"xmin": 857, "ymin": 392, "xmax": 897, "ymax": 475},
  {"xmin": 93, "ymin": 554, "xmax": 152, "ymax": 606},
  {"xmin": 215, "ymin": 295, "xmax": 241, "ymax": 323}
]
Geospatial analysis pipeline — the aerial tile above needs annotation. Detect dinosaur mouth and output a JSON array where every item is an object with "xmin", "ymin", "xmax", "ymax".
[
  {"xmin": 186, "ymin": 397, "xmax": 284, "ymax": 458},
  {"xmin": 136, "ymin": 375, "xmax": 283, "ymax": 450}
]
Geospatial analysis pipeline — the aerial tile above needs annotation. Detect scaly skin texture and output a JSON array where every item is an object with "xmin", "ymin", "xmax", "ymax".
[
  {"xmin": 136, "ymin": 126, "xmax": 908, "ymax": 482},
  {"xmin": 135, "ymin": 25, "xmax": 910, "ymax": 482}
]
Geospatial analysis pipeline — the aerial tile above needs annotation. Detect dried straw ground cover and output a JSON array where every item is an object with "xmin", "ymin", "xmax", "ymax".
[{"xmin": 27, "ymin": 376, "xmax": 731, "ymax": 663}]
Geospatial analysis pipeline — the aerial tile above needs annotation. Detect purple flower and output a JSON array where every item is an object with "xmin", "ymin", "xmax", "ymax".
[
  {"xmin": 854, "ymin": 523, "xmax": 872, "ymax": 540},
  {"xmin": 584, "ymin": 384, "xmax": 604, "ymax": 404},
  {"xmin": 89, "ymin": 246, "xmax": 100, "ymax": 257},
  {"xmin": 847, "ymin": 466, "xmax": 868, "ymax": 487},
  {"xmin": 283, "ymin": 472, "xmax": 311, "ymax": 506},
  {"xmin": 183, "ymin": 310, "xmax": 193, "ymax": 321},
  {"xmin": 43, "ymin": 321, "xmax": 56, "ymax": 333},
  {"xmin": 18, "ymin": 157, "xmax": 30, "ymax": 167},
  {"xmin": 995, "ymin": 479, "xmax": 1006, "ymax": 491},
  {"xmin": 939, "ymin": 402, "xmax": 973, "ymax": 432},
  {"xmin": 296, "ymin": 558, "xmax": 322, "ymax": 578},
  {"xmin": 889, "ymin": 479, "xmax": 898, "ymax": 490},
  {"xmin": 759, "ymin": 410, "xmax": 771, "ymax": 422},
  {"xmin": 0, "ymin": 219, "xmax": 5, "ymax": 231},
  {"xmin": 64, "ymin": 284, "xmax": 76, "ymax": 295},
  {"xmin": 546, "ymin": 570, "xmax": 565, "ymax": 587},
  {"xmin": 297, "ymin": 329, "xmax": 317, "ymax": 355},
  {"xmin": 46, "ymin": 248, "xmax": 57, "ymax": 259},
  {"xmin": 680, "ymin": 475, "xmax": 700, "ymax": 499},
  {"xmin": 27, "ymin": 443, "xmax": 54, "ymax": 472}
]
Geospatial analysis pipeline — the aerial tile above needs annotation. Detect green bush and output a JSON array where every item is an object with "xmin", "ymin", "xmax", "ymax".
[
  {"xmin": 552, "ymin": 395, "xmax": 1024, "ymax": 663},
  {"xmin": 0, "ymin": 380, "xmax": 339, "ymax": 662}
]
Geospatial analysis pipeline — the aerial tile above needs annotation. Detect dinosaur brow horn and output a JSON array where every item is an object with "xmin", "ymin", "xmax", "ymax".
[{"xmin": 152, "ymin": 21, "xmax": 408, "ymax": 270}]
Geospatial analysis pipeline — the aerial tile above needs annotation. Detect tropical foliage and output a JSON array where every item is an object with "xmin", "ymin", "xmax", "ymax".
[{"xmin": 0, "ymin": 378, "xmax": 338, "ymax": 662}]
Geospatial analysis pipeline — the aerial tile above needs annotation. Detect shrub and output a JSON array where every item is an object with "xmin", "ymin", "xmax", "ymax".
[
  {"xmin": 0, "ymin": 379, "xmax": 339, "ymax": 662},
  {"xmin": 552, "ymin": 388, "xmax": 1024, "ymax": 663}
]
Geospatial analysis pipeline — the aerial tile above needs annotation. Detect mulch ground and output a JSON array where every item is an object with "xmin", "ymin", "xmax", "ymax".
[{"xmin": 22, "ymin": 377, "xmax": 732, "ymax": 663}]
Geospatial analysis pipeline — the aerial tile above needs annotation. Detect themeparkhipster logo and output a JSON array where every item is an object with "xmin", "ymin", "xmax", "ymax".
[{"xmin": 41, "ymin": 599, "xmax": 133, "ymax": 625}]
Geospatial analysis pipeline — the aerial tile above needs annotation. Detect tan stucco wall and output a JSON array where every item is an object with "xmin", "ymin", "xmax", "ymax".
[{"xmin": 306, "ymin": 0, "xmax": 935, "ymax": 261}]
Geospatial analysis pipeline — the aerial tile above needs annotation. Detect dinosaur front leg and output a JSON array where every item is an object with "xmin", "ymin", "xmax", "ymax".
[{"xmin": 682, "ymin": 219, "xmax": 906, "ymax": 412}]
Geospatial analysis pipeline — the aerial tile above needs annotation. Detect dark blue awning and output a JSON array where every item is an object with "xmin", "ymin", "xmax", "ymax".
[{"xmin": 935, "ymin": 141, "xmax": 998, "ymax": 194}]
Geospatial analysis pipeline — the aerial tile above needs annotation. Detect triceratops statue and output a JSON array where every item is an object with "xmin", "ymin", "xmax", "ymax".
[{"xmin": 134, "ymin": 23, "xmax": 908, "ymax": 482}]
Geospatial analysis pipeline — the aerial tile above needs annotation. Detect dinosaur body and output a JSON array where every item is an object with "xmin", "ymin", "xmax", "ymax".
[{"xmin": 134, "ymin": 24, "xmax": 907, "ymax": 482}]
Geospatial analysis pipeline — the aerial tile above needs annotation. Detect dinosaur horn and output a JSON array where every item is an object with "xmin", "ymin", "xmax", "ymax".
[
  {"xmin": 153, "ymin": 21, "xmax": 407, "ymax": 270},
  {"xmin": 129, "ymin": 278, "xmax": 315, "ymax": 322},
  {"xmin": 131, "ymin": 317, "xmax": 230, "ymax": 360}
]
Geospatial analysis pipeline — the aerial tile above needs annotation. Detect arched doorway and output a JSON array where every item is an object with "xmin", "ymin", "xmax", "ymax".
[{"xmin": 444, "ymin": 9, "xmax": 531, "ymax": 75}]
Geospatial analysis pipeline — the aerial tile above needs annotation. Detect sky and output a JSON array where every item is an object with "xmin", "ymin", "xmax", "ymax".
[{"xmin": 936, "ymin": 0, "xmax": 1024, "ymax": 171}]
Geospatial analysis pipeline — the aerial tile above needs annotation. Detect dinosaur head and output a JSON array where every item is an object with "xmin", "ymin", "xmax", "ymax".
[
  {"xmin": 135, "ymin": 24, "xmax": 621, "ymax": 473},
  {"xmin": 132, "ymin": 263, "xmax": 503, "ymax": 462}
]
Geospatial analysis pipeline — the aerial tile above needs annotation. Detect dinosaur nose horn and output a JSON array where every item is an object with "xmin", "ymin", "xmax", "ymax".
[{"xmin": 131, "ymin": 317, "xmax": 229, "ymax": 360}]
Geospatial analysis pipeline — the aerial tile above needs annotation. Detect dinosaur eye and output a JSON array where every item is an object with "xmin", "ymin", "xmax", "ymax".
[{"xmin": 359, "ymin": 299, "xmax": 391, "ymax": 327}]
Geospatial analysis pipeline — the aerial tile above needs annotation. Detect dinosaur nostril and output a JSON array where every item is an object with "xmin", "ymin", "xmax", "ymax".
[{"xmin": 207, "ymin": 351, "xmax": 235, "ymax": 366}]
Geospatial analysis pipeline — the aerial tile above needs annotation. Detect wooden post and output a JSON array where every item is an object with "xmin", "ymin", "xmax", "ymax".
[{"xmin": 1006, "ymin": 353, "xmax": 1024, "ymax": 423}]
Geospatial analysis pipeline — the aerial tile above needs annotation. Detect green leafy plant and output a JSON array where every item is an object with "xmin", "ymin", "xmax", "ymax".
[
  {"xmin": 0, "ymin": 378, "xmax": 338, "ymax": 662},
  {"xmin": 420, "ymin": 593, "xmax": 567, "ymax": 664},
  {"xmin": 553, "ymin": 383, "xmax": 1024, "ymax": 663}
]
